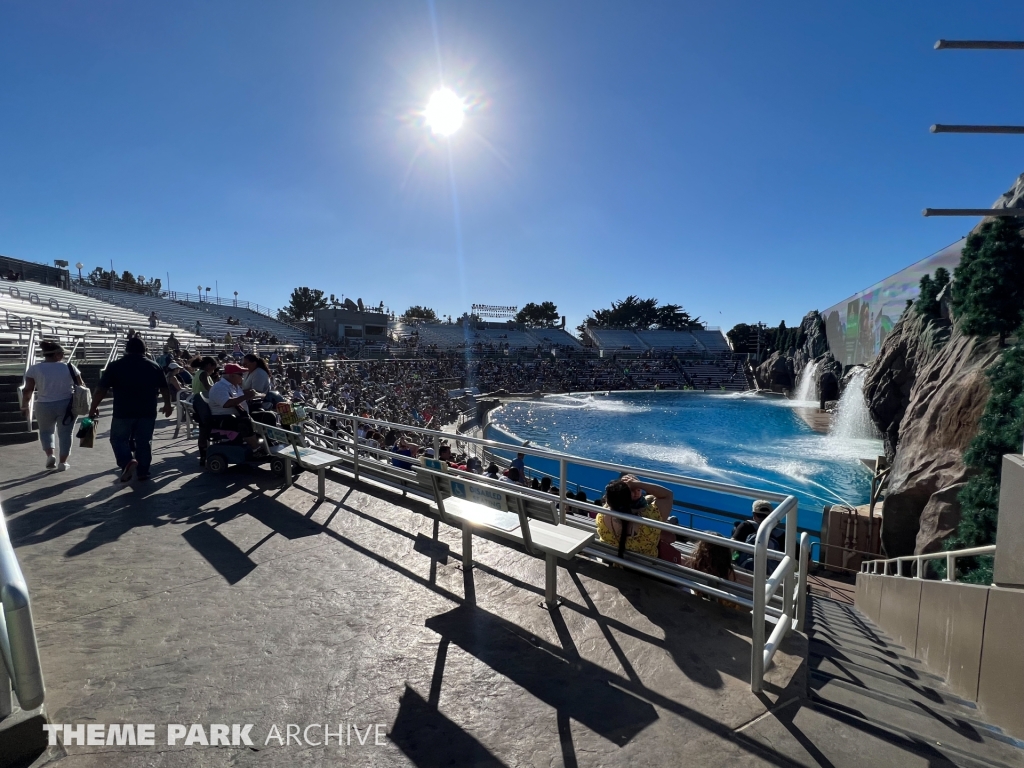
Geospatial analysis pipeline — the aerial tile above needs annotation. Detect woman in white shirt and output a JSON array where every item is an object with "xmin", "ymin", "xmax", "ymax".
[{"xmin": 21, "ymin": 339, "xmax": 83, "ymax": 471}]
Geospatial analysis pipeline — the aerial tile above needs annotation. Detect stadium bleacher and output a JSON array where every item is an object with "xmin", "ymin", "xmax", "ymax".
[
  {"xmin": 407, "ymin": 323, "xmax": 471, "ymax": 350},
  {"xmin": 527, "ymin": 328, "xmax": 583, "ymax": 349},
  {"xmin": 691, "ymin": 329, "xmax": 732, "ymax": 353},
  {"xmin": 75, "ymin": 285, "xmax": 310, "ymax": 347},
  {"xmin": 586, "ymin": 328, "xmax": 647, "ymax": 350},
  {"xmin": 177, "ymin": 301, "xmax": 311, "ymax": 345},
  {"xmin": 680, "ymin": 358, "xmax": 747, "ymax": 390},
  {"xmin": 636, "ymin": 330, "xmax": 703, "ymax": 352},
  {"xmin": 1, "ymin": 279, "xmax": 207, "ymax": 351}
]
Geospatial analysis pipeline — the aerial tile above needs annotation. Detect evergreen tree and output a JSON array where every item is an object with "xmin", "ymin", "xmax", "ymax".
[
  {"xmin": 515, "ymin": 302, "xmax": 559, "ymax": 327},
  {"xmin": 916, "ymin": 273, "xmax": 937, "ymax": 318},
  {"xmin": 282, "ymin": 287, "xmax": 328, "ymax": 321},
  {"xmin": 951, "ymin": 218, "xmax": 1024, "ymax": 345},
  {"xmin": 404, "ymin": 305, "xmax": 438, "ymax": 322}
]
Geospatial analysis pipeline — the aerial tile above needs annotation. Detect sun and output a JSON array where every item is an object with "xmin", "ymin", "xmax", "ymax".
[{"xmin": 424, "ymin": 88, "xmax": 465, "ymax": 137}]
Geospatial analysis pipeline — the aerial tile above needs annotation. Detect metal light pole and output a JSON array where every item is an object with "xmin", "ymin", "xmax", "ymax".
[
  {"xmin": 197, "ymin": 285, "xmax": 203, "ymax": 302},
  {"xmin": 234, "ymin": 291, "xmax": 238, "ymax": 307},
  {"xmin": 928, "ymin": 38, "xmax": 1024, "ymax": 452},
  {"xmin": 75, "ymin": 262, "xmax": 83, "ymax": 282}
]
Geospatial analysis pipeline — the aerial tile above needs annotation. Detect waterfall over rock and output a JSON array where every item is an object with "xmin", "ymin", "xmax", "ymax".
[
  {"xmin": 831, "ymin": 368, "xmax": 879, "ymax": 441},
  {"xmin": 794, "ymin": 360, "xmax": 820, "ymax": 402}
]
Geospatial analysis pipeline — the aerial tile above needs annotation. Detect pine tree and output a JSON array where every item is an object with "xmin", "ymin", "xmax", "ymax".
[
  {"xmin": 951, "ymin": 218, "xmax": 1024, "ymax": 345},
  {"xmin": 916, "ymin": 273, "xmax": 937, "ymax": 318}
]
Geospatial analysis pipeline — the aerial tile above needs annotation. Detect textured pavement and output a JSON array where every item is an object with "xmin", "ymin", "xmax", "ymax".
[{"xmin": 1, "ymin": 408, "xmax": 809, "ymax": 767}]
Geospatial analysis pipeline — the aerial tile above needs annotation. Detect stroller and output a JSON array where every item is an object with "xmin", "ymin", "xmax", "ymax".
[{"xmin": 192, "ymin": 394, "xmax": 294, "ymax": 476}]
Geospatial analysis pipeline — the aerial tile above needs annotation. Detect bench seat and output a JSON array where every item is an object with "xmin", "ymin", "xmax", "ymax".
[
  {"xmin": 254, "ymin": 422, "xmax": 347, "ymax": 501},
  {"xmin": 418, "ymin": 466, "xmax": 595, "ymax": 605}
]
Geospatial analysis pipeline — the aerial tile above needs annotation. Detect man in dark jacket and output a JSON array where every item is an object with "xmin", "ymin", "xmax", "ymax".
[{"xmin": 89, "ymin": 337, "xmax": 173, "ymax": 482}]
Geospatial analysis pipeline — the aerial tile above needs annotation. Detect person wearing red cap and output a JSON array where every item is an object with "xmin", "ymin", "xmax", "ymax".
[{"xmin": 207, "ymin": 363, "xmax": 264, "ymax": 453}]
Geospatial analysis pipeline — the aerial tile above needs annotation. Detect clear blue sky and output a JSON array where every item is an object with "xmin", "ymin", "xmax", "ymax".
[{"xmin": 2, "ymin": 1, "xmax": 1021, "ymax": 332}]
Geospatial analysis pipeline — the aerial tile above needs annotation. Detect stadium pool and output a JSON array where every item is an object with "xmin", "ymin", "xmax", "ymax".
[{"xmin": 485, "ymin": 391, "xmax": 883, "ymax": 542}]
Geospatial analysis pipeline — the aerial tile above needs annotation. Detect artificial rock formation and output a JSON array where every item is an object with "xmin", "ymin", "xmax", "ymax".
[
  {"xmin": 755, "ymin": 351, "xmax": 794, "ymax": 391},
  {"xmin": 865, "ymin": 312, "xmax": 1002, "ymax": 557}
]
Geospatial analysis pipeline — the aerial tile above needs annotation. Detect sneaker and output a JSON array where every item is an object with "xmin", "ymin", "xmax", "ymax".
[
  {"xmin": 46, "ymin": 456, "xmax": 57, "ymax": 469},
  {"xmin": 120, "ymin": 459, "xmax": 138, "ymax": 483},
  {"xmin": 57, "ymin": 462, "xmax": 69, "ymax": 472}
]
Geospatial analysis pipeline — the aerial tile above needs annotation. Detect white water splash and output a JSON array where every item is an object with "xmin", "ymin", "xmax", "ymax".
[
  {"xmin": 541, "ymin": 394, "xmax": 647, "ymax": 414},
  {"xmin": 794, "ymin": 360, "xmax": 819, "ymax": 403},
  {"xmin": 830, "ymin": 368, "xmax": 879, "ymax": 442},
  {"xmin": 617, "ymin": 442, "xmax": 709, "ymax": 469}
]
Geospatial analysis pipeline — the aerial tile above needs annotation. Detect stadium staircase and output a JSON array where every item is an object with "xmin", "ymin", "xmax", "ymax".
[
  {"xmin": 0, "ymin": 373, "xmax": 35, "ymax": 445},
  {"xmin": 798, "ymin": 596, "xmax": 1024, "ymax": 768}
]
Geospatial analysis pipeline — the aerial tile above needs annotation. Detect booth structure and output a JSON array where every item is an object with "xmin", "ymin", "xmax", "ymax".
[{"xmin": 313, "ymin": 305, "xmax": 389, "ymax": 344}]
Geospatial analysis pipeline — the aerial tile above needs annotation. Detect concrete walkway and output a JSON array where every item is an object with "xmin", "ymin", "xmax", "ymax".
[
  {"xmin": 0, "ymin": 409, "xmax": 806, "ymax": 767},
  {"xmin": 3, "ymin": 410, "xmax": 1014, "ymax": 767}
]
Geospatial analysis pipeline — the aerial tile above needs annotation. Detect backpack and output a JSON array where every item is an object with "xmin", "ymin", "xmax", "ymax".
[{"xmin": 68, "ymin": 363, "xmax": 91, "ymax": 417}]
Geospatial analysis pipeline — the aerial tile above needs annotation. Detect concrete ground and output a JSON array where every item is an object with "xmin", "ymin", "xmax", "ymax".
[{"xmin": 2, "ymin": 408, "xmax": 1014, "ymax": 767}]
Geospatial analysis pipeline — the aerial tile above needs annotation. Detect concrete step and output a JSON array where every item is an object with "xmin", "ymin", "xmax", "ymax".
[
  {"xmin": 742, "ymin": 698, "xmax": 1023, "ymax": 768},
  {"xmin": 810, "ymin": 677, "xmax": 1024, "ymax": 764},
  {"xmin": 798, "ymin": 597, "xmax": 1024, "ymax": 768},
  {"xmin": 0, "ymin": 421, "xmax": 35, "ymax": 434},
  {"xmin": 809, "ymin": 644, "xmax": 965, "ymax": 708},
  {"xmin": 0, "ymin": 410, "xmax": 26, "ymax": 423}
]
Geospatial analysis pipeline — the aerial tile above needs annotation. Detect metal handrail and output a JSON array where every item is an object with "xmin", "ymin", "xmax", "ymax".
[
  {"xmin": 103, "ymin": 336, "xmax": 121, "ymax": 372},
  {"xmin": 18, "ymin": 325, "xmax": 38, "ymax": 431},
  {"xmin": 0, "ymin": 498, "xmax": 46, "ymax": 716},
  {"xmin": 298, "ymin": 407, "xmax": 806, "ymax": 692},
  {"xmin": 861, "ymin": 544, "xmax": 996, "ymax": 581},
  {"xmin": 750, "ymin": 495, "xmax": 801, "ymax": 693}
]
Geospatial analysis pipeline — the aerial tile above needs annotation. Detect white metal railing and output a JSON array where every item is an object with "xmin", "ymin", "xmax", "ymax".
[
  {"xmin": 0, "ymin": 498, "xmax": 46, "ymax": 716},
  {"xmin": 861, "ymin": 545, "xmax": 996, "ymax": 582},
  {"xmin": 292, "ymin": 408, "xmax": 808, "ymax": 692},
  {"xmin": 17, "ymin": 325, "xmax": 38, "ymax": 431}
]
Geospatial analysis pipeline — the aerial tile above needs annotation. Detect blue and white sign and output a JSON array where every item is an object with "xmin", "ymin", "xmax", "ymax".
[{"xmin": 450, "ymin": 481, "xmax": 508, "ymax": 511}]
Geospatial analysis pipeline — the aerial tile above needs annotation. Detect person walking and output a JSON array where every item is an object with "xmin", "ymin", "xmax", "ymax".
[
  {"xmin": 88, "ymin": 337, "xmax": 173, "ymax": 482},
  {"xmin": 20, "ymin": 339, "xmax": 83, "ymax": 471}
]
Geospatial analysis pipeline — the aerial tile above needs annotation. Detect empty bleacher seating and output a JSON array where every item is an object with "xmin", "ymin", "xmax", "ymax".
[
  {"xmin": 691, "ymin": 329, "xmax": 731, "ymax": 353},
  {"xmin": 636, "ymin": 330, "xmax": 703, "ymax": 352},
  {"xmin": 586, "ymin": 328, "xmax": 647, "ymax": 350},
  {"xmin": 1, "ymin": 278, "xmax": 207, "ymax": 351}
]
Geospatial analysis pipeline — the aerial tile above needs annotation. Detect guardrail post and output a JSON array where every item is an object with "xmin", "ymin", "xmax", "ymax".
[
  {"xmin": 558, "ymin": 459, "xmax": 568, "ymax": 524},
  {"xmin": 795, "ymin": 533, "xmax": 809, "ymax": 631},
  {"xmin": 783, "ymin": 501, "xmax": 797, "ymax": 623},
  {"xmin": 351, "ymin": 417, "xmax": 360, "ymax": 482},
  {"xmin": 750, "ymin": 526, "xmax": 768, "ymax": 693},
  {"xmin": 946, "ymin": 553, "xmax": 955, "ymax": 582}
]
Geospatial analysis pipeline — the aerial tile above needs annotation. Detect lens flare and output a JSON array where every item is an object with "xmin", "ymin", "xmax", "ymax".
[{"xmin": 424, "ymin": 88, "xmax": 465, "ymax": 136}]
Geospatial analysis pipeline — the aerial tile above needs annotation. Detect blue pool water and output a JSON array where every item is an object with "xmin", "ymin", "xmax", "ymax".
[{"xmin": 485, "ymin": 391, "xmax": 882, "ymax": 541}]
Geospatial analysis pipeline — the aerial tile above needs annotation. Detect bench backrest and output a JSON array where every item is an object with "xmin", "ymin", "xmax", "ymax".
[
  {"xmin": 252, "ymin": 420, "xmax": 308, "ymax": 462},
  {"xmin": 418, "ymin": 461, "xmax": 574, "ymax": 556}
]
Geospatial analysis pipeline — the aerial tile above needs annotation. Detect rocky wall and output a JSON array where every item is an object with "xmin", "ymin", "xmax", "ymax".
[{"xmin": 864, "ymin": 312, "xmax": 1002, "ymax": 557}]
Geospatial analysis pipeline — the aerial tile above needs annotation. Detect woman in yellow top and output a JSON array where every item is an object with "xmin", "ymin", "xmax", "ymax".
[{"xmin": 596, "ymin": 474, "xmax": 674, "ymax": 559}]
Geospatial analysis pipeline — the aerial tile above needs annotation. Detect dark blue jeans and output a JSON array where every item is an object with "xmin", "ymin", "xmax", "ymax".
[{"xmin": 109, "ymin": 417, "xmax": 156, "ymax": 475}]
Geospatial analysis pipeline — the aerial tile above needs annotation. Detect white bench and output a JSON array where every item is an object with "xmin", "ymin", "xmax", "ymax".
[
  {"xmin": 253, "ymin": 421, "xmax": 346, "ymax": 502},
  {"xmin": 416, "ymin": 462, "xmax": 594, "ymax": 606}
]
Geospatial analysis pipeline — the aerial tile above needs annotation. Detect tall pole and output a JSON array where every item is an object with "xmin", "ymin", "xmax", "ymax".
[{"xmin": 929, "ymin": 37, "xmax": 1024, "ymax": 450}]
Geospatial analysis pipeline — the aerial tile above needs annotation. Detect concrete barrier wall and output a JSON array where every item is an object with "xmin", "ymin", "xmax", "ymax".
[{"xmin": 855, "ymin": 574, "xmax": 1024, "ymax": 740}]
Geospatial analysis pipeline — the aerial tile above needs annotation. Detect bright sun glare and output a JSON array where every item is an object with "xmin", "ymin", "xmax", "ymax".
[{"xmin": 424, "ymin": 88, "xmax": 465, "ymax": 137}]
